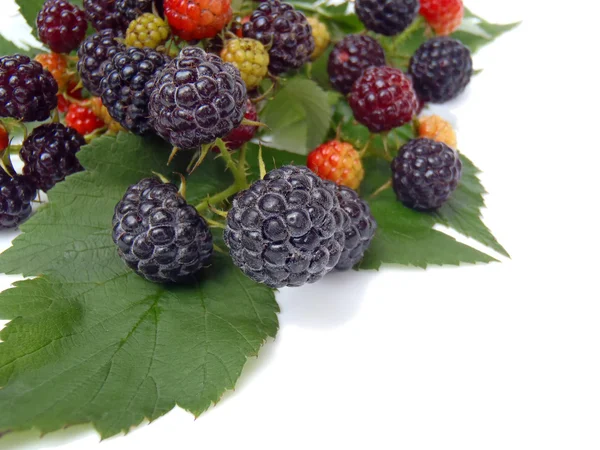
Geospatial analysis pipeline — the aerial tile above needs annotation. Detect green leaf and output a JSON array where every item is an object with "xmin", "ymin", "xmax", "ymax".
[
  {"xmin": 260, "ymin": 77, "xmax": 332, "ymax": 155},
  {"xmin": 0, "ymin": 133, "xmax": 279, "ymax": 439},
  {"xmin": 453, "ymin": 8, "xmax": 520, "ymax": 53},
  {"xmin": 14, "ymin": 0, "xmax": 44, "ymax": 36},
  {"xmin": 0, "ymin": 35, "xmax": 36, "ymax": 57}
]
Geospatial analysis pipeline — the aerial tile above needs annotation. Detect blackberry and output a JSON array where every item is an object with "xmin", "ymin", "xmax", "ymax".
[
  {"xmin": 77, "ymin": 30, "xmax": 125, "ymax": 96},
  {"xmin": 0, "ymin": 174, "xmax": 37, "ymax": 230},
  {"xmin": 84, "ymin": 0, "xmax": 129, "ymax": 35},
  {"xmin": 224, "ymin": 165, "xmax": 348, "ymax": 288},
  {"xmin": 20, "ymin": 123, "xmax": 85, "ymax": 192},
  {"xmin": 100, "ymin": 47, "xmax": 170, "ymax": 134},
  {"xmin": 242, "ymin": 0, "xmax": 315, "ymax": 75},
  {"xmin": 334, "ymin": 185, "xmax": 376, "ymax": 270},
  {"xmin": 409, "ymin": 37, "xmax": 472, "ymax": 103},
  {"xmin": 112, "ymin": 178, "xmax": 213, "ymax": 283},
  {"xmin": 222, "ymin": 99, "xmax": 258, "ymax": 150},
  {"xmin": 391, "ymin": 138, "xmax": 462, "ymax": 210},
  {"xmin": 147, "ymin": 47, "xmax": 247, "ymax": 150},
  {"xmin": 0, "ymin": 54, "xmax": 58, "ymax": 122},
  {"xmin": 349, "ymin": 66, "xmax": 418, "ymax": 132},
  {"xmin": 327, "ymin": 34, "xmax": 385, "ymax": 95},
  {"xmin": 36, "ymin": 0, "xmax": 88, "ymax": 54},
  {"xmin": 116, "ymin": 0, "xmax": 154, "ymax": 20},
  {"xmin": 355, "ymin": 0, "xmax": 420, "ymax": 36}
]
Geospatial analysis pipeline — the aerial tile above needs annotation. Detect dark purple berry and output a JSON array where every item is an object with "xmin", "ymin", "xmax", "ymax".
[
  {"xmin": 0, "ymin": 54, "xmax": 58, "ymax": 122},
  {"xmin": 355, "ymin": 0, "xmax": 420, "ymax": 36},
  {"xmin": 222, "ymin": 99, "xmax": 258, "ymax": 150},
  {"xmin": 409, "ymin": 37, "xmax": 473, "ymax": 103},
  {"xmin": 100, "ymin": 47, "xmax": 170, "ymax": 135},
  {"xmin": 391, "ymin": 138, "xmax": 462, "ymax": 210},
  {"xmin": 224, "ymin": 165, "xmax": 348, "ymax": 288},
  {"xmin": 20, "ymin": 123, "xmax": 85, "ymax": 192},
  {"xmin": 327, "ymin": 34, "xmax": 386, "ymax": 95},
  {"xmin": 83, "ymin": 0, "xmax": 129, "ymax": 35},
  {"xmin": 242, "ymin": 0, "xmax": 315, "ymax": 75},
  {"xmin": 333, "ymin": 185, "xmax": 377, "ymax": 270},
  {"xmin": 147, "ymin": 47, "xmax": 247, "ymax": 150},
  {"xmin": 349, "ymin": 66, "xmax": 418, "ymax": 132},
  {"xmin": 0, "ymin": 173, "xmax": 37, "ymax": 229},
  {"xmin": 112, "ymin": 178, "xmax": 213, "ymax": 283},
  {"xmin": 115, "ymin": 0, "xmax": 154, "ymax": 20},
  {"xmin": 77, "ymin": 30, "xmax": 125, "ymax": 96},
  {"xmin": 36, "ymin": 0, "xmax": 88, "ymax": 54}
]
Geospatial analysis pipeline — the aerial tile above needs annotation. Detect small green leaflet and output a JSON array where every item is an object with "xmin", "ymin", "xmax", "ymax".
[
  {"xmin": 260, "ymin": 77, "xmax": 332, "ymax": 155},
  {"xmin": 0, "ymin": 134, "xmax": 279, "ymax": 439},
  {"xmin": 0, "ymin": 36, "xmax": 36, "ymax": 57}
]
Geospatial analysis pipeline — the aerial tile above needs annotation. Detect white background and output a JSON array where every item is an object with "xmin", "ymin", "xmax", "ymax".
[{"xmin": 1, "ymin": 0, "xmax": 599, "ymax": 449}]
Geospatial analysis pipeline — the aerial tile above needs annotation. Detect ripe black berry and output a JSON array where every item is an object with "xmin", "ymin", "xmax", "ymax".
[
  {"xmin": 116, "ymin": 0, "xmax": 154, "ymax": 20},
  {"xmin": 100, "ymin": 47, "xmax": 170, "ymax": 135},
  {"xmin": 20, "ymin": 123, "xmax": 85, "ymax": 192},
  {"xmin": 37, "ymin": 0, "xmax": 88, "ymax": 54},
  {"xmin": 147, "ymin": 47, "xmax": 247, "ymax": 150},
  {"xmin": 224, "ymin": 165, "xmax": 348, "ymax": 288},
  {"xmin": 334, "ymin": 185, "xmax": 377, "ymax": 270},
  {"xmin": 355, "ymin": 0, "xmax": 419, "ymax": 36},
  {"xmin": 242, "ymin": 0, "xmax": 315, "ymax": 75},
  {"xmin": 0, "ymin": 173, "xmax": 37, "ymax": 229},
  {"xmin": 83, "ymin": 0, "xmax": 129, "ymax": 35},
  {"xmin": 391, "ymin": 138, "xmax": 462, "ymax": 210},
  {"xmin": 112, "ymin": 178, "xmax": 213, "ymax": 283},
  {"xmin": 77, "ymin": 30, "xmax": 125, "ymax": 96},
  {"xmin": 409, "ymin": 37, "xmax": 473, "ymax": 103},
  {"xmin": 349, "ymin": 66, "xmax": 418, "ymax": 132},
  {"xmin": 327, "ymin": 34, "xmax": 386, "ymax": 95},
  {"xmin": 0, "ymin": 54, "xmax": 58, "ymax": 122}
]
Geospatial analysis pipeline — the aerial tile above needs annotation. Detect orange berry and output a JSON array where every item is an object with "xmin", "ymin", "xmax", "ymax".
[
  {"xmin": 34, "ymin": 52, "xmax": 69, "ymax": 91},
  {"xmin": 164, "ymin": 0, "xmax": 233, "ymax": 41},
  {"xmin": 418, "ymin": 115, "xmax": 457, "ymax": 148},
  {"xmin": 307, "ymin": 140, "xmax": 364, "ymax": 190}
]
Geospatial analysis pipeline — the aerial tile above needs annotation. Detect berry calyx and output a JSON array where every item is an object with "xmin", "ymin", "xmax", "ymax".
[
  {"xmin": 0, "ymin": 54, "xmax": 58, "ymax": 123},
  {"xmin": 307, "ymin": 140, "xmax": 365, "ymax": 190},
  {"xmin": 355, "ymin": 0, "xmax": 419, "ymax": 36},
  {"xmin": 349, "ymin": 66, "xmax": 418, "ymax": 133},
  {"xmin": 417, "ymin": 115, "xmax": 457, "ymax": 148},
  {"xmin": 391, "ymin": 137, "xmax": 462, "ymax": 210},
  {"xmin": 20, "ymin": 123, "xmax": 85, "ymax": 192},
  {"xmin": 220, "ymin": 38, "xmax": 269, "ymax": 91},
  {"xmin": 112, "ymin": 178, "xmax": 214, "ymax": 283},
  {"xmin": 327, "ymin": 34, "xmax": 386, "ymax": 95},
  {"xmin": 242, "ymin": 0, "xmax": 315, "ymax": 75},
  {"xmin": 164, "ymin": 0, "xmax": 233, "ymax": 41},
  {"xmin": 307, "ymin": 16, "xmax": 330, "ymax": 61},
  {"xmin": 420, "ymin": 0, "xmax": 464, "ymax": 36},
  {"xmin": 125, "ymin": 13, "xmax": 170, "ymax": 49},
  {"xmin": 65, "ymin": 103, "xmax": 106, "ymax": 136},
  {"xmin": 36, "ymin": 0, "xmax": 88, "ymax": 54},
  {"xmin": 409, "ymin": 37, "xmax": 472, "ymax": 103}
]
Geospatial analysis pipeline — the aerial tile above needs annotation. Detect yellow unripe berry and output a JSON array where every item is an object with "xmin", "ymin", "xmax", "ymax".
[
  {"xmin": 307, "ymin": 17, "xmax": 330, "ymax": 61},
  {"xmin": 125, "ymin": 13, "xmax": 170, "ymax": 49},
  {"xmin": 221, "ymin": 38, "xmax": 270, "ymax": 90}
]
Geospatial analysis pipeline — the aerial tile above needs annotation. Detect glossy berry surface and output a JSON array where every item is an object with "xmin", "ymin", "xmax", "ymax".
[
  {"xmin": 0, "ymin": 54, "xmax": 58, "ymax": 122},
  {"xmin": 100, "ymin": 47, "xmax": 170, "ymax": 134},
  {"xmin": 334, "ymin": 185, "xmax": 376, "ymax": 270},
  {"xmin": 242, "ymin": 0, "xmax": 314, "ymax": 74},
  {"xmin": 418, "ymin": 114, "xmax": 457, "ymax": 148},
  {"xmin": 222, "ymin": 99, "xmax": 258, "ymax": 150},
  {"xmin": 0, "ymin": 173, "xmax": 37, "ymax": 230},
  {"xmin": 65, "ymin": 104, "xmax": 106, "ymax": 136},
  {"xmin": 220, "ymin": 38, "xmax": 269, "ymax": 90},
  {"xmin": 307, "ymin": 140, "xmax": 364, "ymax": 190},
  {"xmin": 391, "ymin": 137, "xmax": 462, "ymax": 210},
  {"xmin": 307, "ymin": 16, "xmax": 330, "ymax": 61},
  {"xmin": 37, "ymin": 0, "xmax": 88, "ymax": 54},
  {"xmin": 420, "ymin": 0, "xmax": 463, "ymax": 36},
  {"xmin": 327, "ymin": 34, "xmax": 385, "ymax": 95},
  {"xmin": 0, "ymin": 125, "xmax": 8, "ymax": 151},
  {"xmin": 224, "ymin": 165, "xmax": 348, "ymax": 288},
  {"xmin": 409, "ymin": 37, "xmax": 472, "ymax": 103},
  {"xmin": 84, "ymin": 0, "xmax": 129, "ymax": 35},
  {"xmin": 77, "ymin": 30, "xmax": 125, "ymax": 96},
  {"xmin": 116, "ymin": 0, "xmax": 155, "ymax": 21},
  {"xmin": 164, "ymin": 0, "xmax": 232, "ymax": 40},
  {"xmin": 355, "ymin": 0, "xmax": 420, "ymax": 36},
  {"xmin": 147, "ymin": 47, "xmax": 247, "ymax": 149},
  {"xmin": 125, "ymin": 13, "xmax": 170, "ymax": 48},
  {"xmin": 20, "ymin": 123, "xmax": 85, "ymax": 192},
  {"xmin": 112, "ymin": 178, "xmax": 213, "ymax": 283},
  {"xmin": 349, "ymin": 66, "xmax": 418, "ymax": 132},
  {"xmin": 90, "ymin": 97, "xmax": 125, "ymax": 133}
]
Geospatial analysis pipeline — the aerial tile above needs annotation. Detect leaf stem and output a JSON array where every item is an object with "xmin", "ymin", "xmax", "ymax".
[
  {"xmin": 288, "ymin": 1, "xmax": 334, "ymax": 19},
  {"xmin": 394, "ymin": 16, "xmax": 425, "ymax": 48}
]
